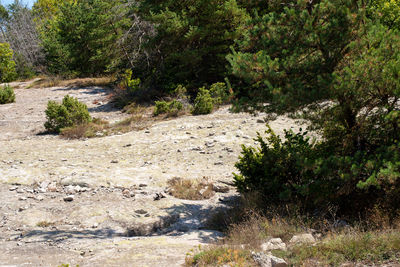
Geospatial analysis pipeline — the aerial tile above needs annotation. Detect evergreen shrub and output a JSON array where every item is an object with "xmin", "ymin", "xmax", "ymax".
[
  {"xmin": 192, "ymin": 87, "xmax": 214, "ymax": 115},
  {"xmin": 154, "ymin": 99, "xmax": 183, "ymax": 116},
  {"xmin": 0, "ymin": 85, "xmax": 15, "ymax": 104},
  {"xmin": 44, "ymin": 95, "xmax": 91, "ymax": 133}
]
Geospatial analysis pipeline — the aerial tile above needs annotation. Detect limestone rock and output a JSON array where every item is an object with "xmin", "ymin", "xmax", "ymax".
[
  {"xmin": 65, "ymin": 185, "xmax": 76, "ymax": 194},
  {"xmin": 261, "ymin": 238, "xmax": 287, "ymax": 251},
  {"xmin": 122, "ymin": 189, "xmax": 131, "ymax": 198},
  {"xmin": 252, "ymin": 252, "xmax": 288, "ymax": 267},
  {"xmin": 47, "ymin": 182, "xmax": 58, "ymax": 192},
  {"xmin": 289, "ymin": 233, "xmax": 316, "ymax": 245}
]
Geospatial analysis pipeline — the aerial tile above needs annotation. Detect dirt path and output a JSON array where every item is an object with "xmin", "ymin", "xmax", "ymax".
[{"xmin": 0, "ymin": 80, "xmax": 302, "ymax": 266}]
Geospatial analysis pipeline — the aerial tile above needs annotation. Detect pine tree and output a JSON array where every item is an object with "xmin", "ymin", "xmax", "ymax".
[
  {"xmin": 38, "ymin": 0, "xmax": 130, "ymax": 76},
  {"xmin": 228, "ymin": 0, "xmax": 362, "ymax": 113},
  {"xmin": 138, "ymin": 0, "xmax": 248, "ymax": 94}
]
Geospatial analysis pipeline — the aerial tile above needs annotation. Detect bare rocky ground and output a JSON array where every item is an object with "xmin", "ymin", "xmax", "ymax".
[{"xmin": 0, "ymin": 80, "xmax": 302, "ymax": 266}]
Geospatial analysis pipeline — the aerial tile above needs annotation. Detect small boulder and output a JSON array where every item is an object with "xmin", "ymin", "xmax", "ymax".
[
  {"xmin": 16, "ymin": 188, "xmax": 25, "ymax": 194},
  {"xmin": 65, "ymin": 185, "xmax": 76, "ymax": 194},
  {"xmin": 9, "ymin": 186, "xmax": 18, "ymax": 191},
  {"xmin": 252, "ymin": 252, "xmax": 288, "ymax": 267},
  {"xmin": 270, "ymin": 255, "xmax": 288, "ymax": 267},
  {"xmin": 261, "ymin": 238, "xmax": 287, "ymax": 251},
  {"xmin": 289, "ymin": 233, "xmax": 316, "ymax": 245}
]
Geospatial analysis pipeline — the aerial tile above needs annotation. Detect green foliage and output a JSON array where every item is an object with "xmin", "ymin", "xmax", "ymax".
[
  {"xmin": 45, "ymin": 95, "xmax": 91, "ymax": 133},
  {"xmin": 139, "ymin": 0, "xmax": 248, "ymax": 94},
  {"xmin": 368, "ymin": 0, "xmax": 400, "ymax": 29},
  {"xmin": 0, "ymin": 85, "xmax": 15, "ymax": 104},
  {"xmin": 234, "ymin": 127, "xmax": 326, "ymax": 207},
  {"xmin": 192, "ymin": 87, "xmax": 214, "ymax": 115},
  {"xmin": 14, "ymin": 52, "xmax": 36, "ymax": 80},
  {"xmin": 39, "ymin": 0, "xmax": 129, "ymax": 76},
  {"xmin": 209, "ymin": 82, "xmax": 232, "ymax": 105},
  {"xmin": 174, "ymin": 84, "xmax": 188, "ymax": 99},
  {"xmin": 119, "ymin": 69, "xmax": 141, "ymax": 94},
  {"xmin": 324, "ymin": 23, "xmax": 400, "ymax": 193},
  {"xmin": 154, "ymin": 100, "xmax": 183, "ymax": 116},
  {"xmin": 229, "ymin": 0, "xmax": 400, "ymax": 216},
  {"xmin": 228, "ymin": 0, "xmax": 361, "ymax": 113},
  {"xmin": 0, "ymin": 43, "xmax": 16, "ymax": 82}
]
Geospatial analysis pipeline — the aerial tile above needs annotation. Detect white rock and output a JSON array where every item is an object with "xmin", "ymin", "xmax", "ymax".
[
  {"xmin": 261, "ymin": 238, "xmax": 287, "ymax": 251},
  {"xmin": 65, "ymin": 185, "xmax": 76, "ymax": 194},
  {"xmin": 40, "ymin": 181, "xmax": 50, "ymax": 190},
  {"xmin": 47, "ymin": 182, "xmax": 57, "ymax": 192},
  {"xmin": 74, "ymin": 185, "xmax": 83, "ymax": 192},
  {"xmin": 289, "ymin": 233, "xmax": 316, "ymax": 245},
  {"xmin": 270, "ymin": 255, "xmax": 288, "ymax": 267},
  {"xmin": 252, "ymin": 252, "xmax": 288, "ymax": 267}
]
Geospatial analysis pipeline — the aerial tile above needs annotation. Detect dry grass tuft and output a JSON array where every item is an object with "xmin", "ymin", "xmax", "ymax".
[
  {"xmin": 280, "ymin": 230, "xmax": 400, "ymax": 266},
  {"xmin": 185, "ymin": 246, "xmax": 255, "ymax": 267},
  {"xmin": 60, "ymin": 118, "xmax": 110, "ymax": 139},
  {"xmin": 59, "ymin": 104, "xmax": 156, "ymax": 139},
  {"xmin": 187, "ymin": 197, "xmax": 400, "ymax": 267},
  {"xmin": 36, "ymin": 221, "xmax": 55, "ymax": 228},
  {"xmin": 167, "ymin": 177, "xmax": 215, "ymax": 200}
]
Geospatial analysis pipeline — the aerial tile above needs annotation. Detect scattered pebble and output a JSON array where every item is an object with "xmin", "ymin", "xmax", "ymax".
[
  {"xmin": 63, "ymin": 195, "xmax": 75, "ymax": 202},
  {"xmin": 153, "ymin": 192, "xmax": 166, "ymax": 201},
  {"xmin": 18, "ymin": 206, "xmax": 27, "ymax": 212},
  {"xmin": 135, "ymin": 209, "xmax": 148, "ymax": 215},
  {"xmin": 122, "ymin": 189, "xmax": 131, "ymax": 198}
]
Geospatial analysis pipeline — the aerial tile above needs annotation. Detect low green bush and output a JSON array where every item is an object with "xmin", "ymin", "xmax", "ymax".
[
  {"xmin": 234, "ymin": 127, "xmax": 321, "ymax": 207},
  {"xmin": 154, "ymin": 101, "xmax": 169, "ymax": 116},
  {"xmin": 44, "ymin": 95, "xmax": 91, "ymax": 133},
  {"xmin": 0, "ymin": 85, "xmax": 15, "ymax": 104},
  {"xmin": 209, "ymin": 82, "xmax": 232, "ymax": 105},
  {"xmin": 192, "ymin": 87, "xmax": 214, "ymax": 115},
  {"xmin": 234, "ymin": 124, "xmax": 400, "ymax": 217},
  {"xmin": 119, "ymin": 69, "xmax": 141, "ymax": 94},
  {"xmin": 154, "ymin": 99, "xmax": 183, "ymax": 116}
]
